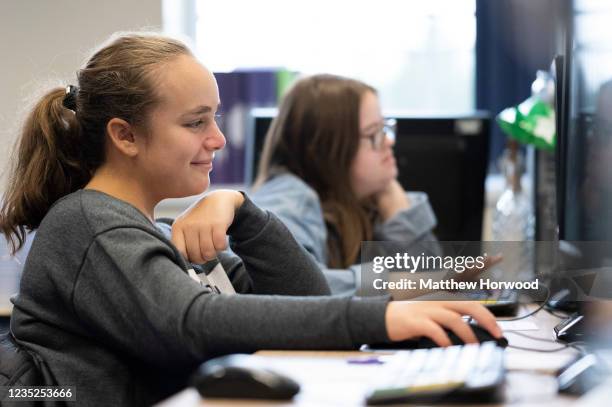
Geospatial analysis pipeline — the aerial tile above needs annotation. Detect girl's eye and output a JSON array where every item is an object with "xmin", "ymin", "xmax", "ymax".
[
  {"xmin": 186, "ymin": 119, "xmax": 205, "ymax": 129},
  {"xmin": 185, "ymin": 114, "xmax": 222, "ymax": 129}
]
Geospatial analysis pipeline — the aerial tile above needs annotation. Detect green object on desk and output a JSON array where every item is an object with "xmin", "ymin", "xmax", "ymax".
[{"xmin": 497, "ymin": 97, "xmax": 556, "ymax": 150}]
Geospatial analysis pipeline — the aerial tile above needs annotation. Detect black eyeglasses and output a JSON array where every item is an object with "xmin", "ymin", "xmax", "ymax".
[{"xmin": 361, "ymin": 119, "xmax": 396, "ymax": 150}]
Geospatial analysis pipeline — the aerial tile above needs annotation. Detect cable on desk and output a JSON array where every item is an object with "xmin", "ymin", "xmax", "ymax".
[
  {"xmin": 543, "ymin": 306, "xmax": 570, "ymax": 319},
  {"xmin": 507, "ymin": 330, "xmax": 559, "ymax": 343},
  {"xmin": 507, "ymin": 343, "xmax": 568, "ymax": 352},
  {"xmin": 507, "ymin": 340, "xmax": 586, "ymax": 354},
  {"xmin": 506, "ymin": 332, "xmax": 587, "ymax": 353},
  {"xmin": 497, "ymin": 284, "xmax": 550, "ymax": 322}
]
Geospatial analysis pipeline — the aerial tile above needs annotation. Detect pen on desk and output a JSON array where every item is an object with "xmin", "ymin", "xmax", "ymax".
[{"xmin": 347, "ymin": 356, "xmax": 388, "ymax": 365}]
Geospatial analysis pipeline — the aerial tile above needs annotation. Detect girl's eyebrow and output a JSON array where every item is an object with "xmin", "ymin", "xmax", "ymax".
[
  {"xmin": 181, "ymin": 103, "xmax": 222, "ymax": 118},
  {"xmin": 362, "ymin": 119, "xmax": 384, "ymax": 133}
]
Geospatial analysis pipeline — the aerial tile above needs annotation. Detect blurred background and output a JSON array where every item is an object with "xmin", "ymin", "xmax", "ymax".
[
  {"xmin": 2, "ymin": 0, "xmax": 612, "ymax": 341},
  {"xmin": 0, "ymin": 0, "xmax": 570, "ymax": 186}
]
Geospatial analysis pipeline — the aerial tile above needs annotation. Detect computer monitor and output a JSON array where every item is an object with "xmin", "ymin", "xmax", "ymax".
[
  {"xmin": 248, "ymin": 109, "xmax": 490, "ymax": 242},
  {"xmin": 548, "ymin": 3, "xmax": 612, "ymax": 321},
  {"xmin": 532, "ymin": 56, "xmax": 567, "ymax": 284}
]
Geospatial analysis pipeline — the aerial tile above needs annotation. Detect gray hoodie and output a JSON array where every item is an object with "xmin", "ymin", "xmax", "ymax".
[{"xmin": 10, "ymin": 190, "xmax": 389, "ymax": 406}]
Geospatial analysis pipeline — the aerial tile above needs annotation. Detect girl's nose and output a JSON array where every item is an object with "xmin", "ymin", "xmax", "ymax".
[{"xmin": 206, "ymin": 125, "xmax": 226, "ymax": 151}]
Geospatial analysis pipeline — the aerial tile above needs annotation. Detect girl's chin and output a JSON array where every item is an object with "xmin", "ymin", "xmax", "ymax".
[
  {"xmin": 184, "ymin": 180, "xmax": 210, "ymax": 197},
  {"xmin": 383, "ymin": 168, "xmax": 398, "ymax": 184}
]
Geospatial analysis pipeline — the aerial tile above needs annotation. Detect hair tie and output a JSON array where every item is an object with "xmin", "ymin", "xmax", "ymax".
[{"xmin": 62, "ymin": 85, "xmax": 78, "ymax": 112}]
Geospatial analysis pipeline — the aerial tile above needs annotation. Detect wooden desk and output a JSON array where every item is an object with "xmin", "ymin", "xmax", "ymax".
[{"xmin": 157, "ymin": 304, "xmax": 580, "ymax": 406}]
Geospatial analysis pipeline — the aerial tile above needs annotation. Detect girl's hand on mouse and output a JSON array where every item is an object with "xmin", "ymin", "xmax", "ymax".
[
  {"xmin": 384, "ymin": 301, "xmax": 502, "ymax": 346},
  {"xmin": 171, "ymin": 190, "xmax": 245, "ymax": 264}
]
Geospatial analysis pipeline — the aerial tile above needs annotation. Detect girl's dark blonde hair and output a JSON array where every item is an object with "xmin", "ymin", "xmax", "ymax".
[
  {"xmin": 0, "ymin": 33, "xmax": 192, "ymax": 254},
  {"xmin": 255, "ymin": 74, "xmax": 377, "ymax": 268}
]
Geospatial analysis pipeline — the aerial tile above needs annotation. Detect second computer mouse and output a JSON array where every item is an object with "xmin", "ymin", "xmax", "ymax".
[
  {"xmin": 191, "ymin": 354, "xmax": 300, "ymax": 400},
  {"xmin": 367, "ymin": 324, "xmax": 508, "ymax": 350}
]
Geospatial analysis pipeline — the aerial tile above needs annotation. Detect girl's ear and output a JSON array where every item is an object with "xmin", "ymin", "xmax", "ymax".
[{"xmin": 106, "ymin": 118, "xmax": 139, "ymax": 157}]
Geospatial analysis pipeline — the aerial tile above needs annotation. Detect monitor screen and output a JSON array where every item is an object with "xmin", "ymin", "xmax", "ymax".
[
  {"xmin": 549, "ymin": 1, "xmax": 612, "ymax": 305},
  {"xmin": 561, "ymin": 7, "xmax": 612, "ymax": 247},
  {"xmin": 248, "ymin": 110, "xmax": 490, "ymax": 242},
  {"xmin": 391, "ymin": 115, "xmax": 490, "ymax": 242}
]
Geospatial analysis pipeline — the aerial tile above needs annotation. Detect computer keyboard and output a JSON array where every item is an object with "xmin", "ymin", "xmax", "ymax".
[
  {"xmin": 366, "ymin": 342, "xmax": 505, "ymax": 405},
  {"xmin": 467, "ymin": 289, "xmax": 519, "ymax": 316}
]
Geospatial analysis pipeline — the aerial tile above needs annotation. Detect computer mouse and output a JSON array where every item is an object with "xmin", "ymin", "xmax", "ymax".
[
  {"xmin": 557, "ymin": 354, "xmax": 605, "ymax": 395},
  {"xmin": 191, "ymin": 354, "xmax": 300, "ymax": 400},
  {"xmin": 367, "ymin": 324, "xmax": 508, "ymax": 349}
]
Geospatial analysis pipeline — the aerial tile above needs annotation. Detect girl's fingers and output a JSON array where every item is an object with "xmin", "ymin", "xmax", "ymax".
[
  {"xmin": 185, "ymin": 227, "xmax": 205, "ymax": 264},
  {"xmin": 197, "ymin": 226, "xmax": 217, "ymax": 262},
  {"xmin": 171, "ymin": 227, "xmax": 188, "ymax": 260},
  {"xmin": 211, "ymin": 224, "xmax": 229, "ymax": 253},
  {"xmin": 442, "ymin": 301, "xmax": 502, "ymax": 338},
  {"xmin": 429, "ymin": 308, "xmax": 479, "ymax": 344},
  {"xmin": 418, "ymin": 318, "xmax": 452, "ymax": 347}
]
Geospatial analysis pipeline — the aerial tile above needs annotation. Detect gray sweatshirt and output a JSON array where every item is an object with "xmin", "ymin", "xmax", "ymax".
[
  {"xmin": 10, "ymin": 190, "xmax": 389, "ymax": 406},
  {"xmin": 252, "ymin": 173, "xmax": 440, "ymax": 296}
]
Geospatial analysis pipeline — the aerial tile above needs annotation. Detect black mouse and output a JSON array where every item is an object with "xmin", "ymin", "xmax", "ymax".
[
  {"xmin": 368, "ymin": 324, "xmax": 508, "ymax": 349},
  {"xmin": 191, "ymin": 354, "xmax": 300, "ymax": 400}
]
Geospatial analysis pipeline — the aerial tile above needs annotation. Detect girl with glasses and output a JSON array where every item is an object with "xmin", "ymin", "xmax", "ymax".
[{"xmin": 251, "ymin": 74, "xmax": 440, "ymax": 296}]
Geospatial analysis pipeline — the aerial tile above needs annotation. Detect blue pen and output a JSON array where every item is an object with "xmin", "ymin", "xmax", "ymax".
[{"xmin": 347, "ymin": 356, "xmax": 385, "ymax": 365}]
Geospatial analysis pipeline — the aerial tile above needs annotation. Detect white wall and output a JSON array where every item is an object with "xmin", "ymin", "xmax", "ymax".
[{"xmin": 0, "ymin": 0, "xmax": 162, "ymax": 191}]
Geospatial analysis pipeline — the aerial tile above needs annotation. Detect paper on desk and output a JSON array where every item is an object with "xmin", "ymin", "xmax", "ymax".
[
  {"xmin": 505, "ymin": 351, "xmax": 576, "ymax": 373},
  {"xmin": 497, "ymin": 320, "xmax": 538, "ymax": 331}
]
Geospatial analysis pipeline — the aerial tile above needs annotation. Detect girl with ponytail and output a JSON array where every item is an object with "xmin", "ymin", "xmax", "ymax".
[
  {"xmin": 1, "ymin": 86, "xmax": 89, "ymax": 254},
  {"xmin": 0, "ymin": 33, "xmax": 500, "ymax": 406}
]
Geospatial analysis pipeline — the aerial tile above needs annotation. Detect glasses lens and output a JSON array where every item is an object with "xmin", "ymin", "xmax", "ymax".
[
  {"xmin": 372, "ymin": 130, "xmax": 384, "ymax": 149},
  {"xmin": 363, "ymin": 119, "xmax": 397, "ymax": 150},
  {"xmin": 379, "ymin": 119, "xmax": 396, "ymax": 148}
]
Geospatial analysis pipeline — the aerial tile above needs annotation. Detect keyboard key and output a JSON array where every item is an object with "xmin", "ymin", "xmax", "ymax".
[{"xmin": 366, "ymin": 343, "xmax": 505, "ymax": 405}]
